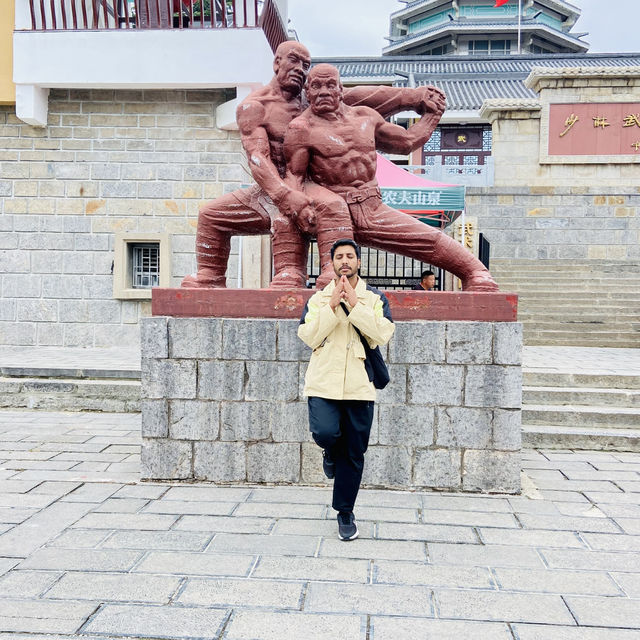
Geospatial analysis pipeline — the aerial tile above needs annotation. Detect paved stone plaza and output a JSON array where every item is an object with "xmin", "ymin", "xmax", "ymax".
[{"xmin": 0, "ymin": 406, "xmax": 639, "ymax": 639}]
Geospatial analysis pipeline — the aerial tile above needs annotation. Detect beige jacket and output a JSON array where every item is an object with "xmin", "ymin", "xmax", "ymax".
[{"xmin": 298, "ymin": 278, "xmax": 395, "ymax": 401}]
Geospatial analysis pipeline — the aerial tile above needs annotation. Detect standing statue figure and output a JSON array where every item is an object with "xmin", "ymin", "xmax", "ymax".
[
  {"xmin": 284, "ymin": 64, "xmax": 498, "ymax": 291},
  {"xmin": 182, "ymin": 41, "xmax": 449, "ymax": 289}
]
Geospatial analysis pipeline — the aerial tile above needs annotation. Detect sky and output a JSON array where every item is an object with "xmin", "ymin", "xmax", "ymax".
[{"xmin": 287, "ymin": 0, "xmax": 639, "ymax": 58}]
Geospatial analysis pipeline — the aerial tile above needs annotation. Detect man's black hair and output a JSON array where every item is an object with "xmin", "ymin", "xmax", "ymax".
[
  {"xmin": 330, "ymin": 238, "xmax": 361, "ymax": 259},
  {"xmin": 421, "ymin": 269, "xmax": 435, "ymax": 279}
]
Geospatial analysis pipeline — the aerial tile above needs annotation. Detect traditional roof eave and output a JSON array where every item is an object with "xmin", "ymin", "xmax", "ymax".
[
  {"xmin": 383, "ymin": 21, "xmax": 589, "ymax": 55},
  {"xmin": 525, "ymin": 65, "xmax": 640, "ymax": 91},
  {"xmin": 390, "ymin": 0, "xmax": 581, "ymax": 22},
  {"xmin": 479, "ymin": 97, "xmax": 542, "ymax": 122},
  {"xmin": 390, "ymin": 0, "xmax": 452, "ymax": 22}
]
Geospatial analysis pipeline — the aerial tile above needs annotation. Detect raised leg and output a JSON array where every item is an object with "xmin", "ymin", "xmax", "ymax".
[
  {"xmin": 181, "ymin": 187, "xmax": 269, "ymax": 289},
  {"xmin": 353, "ymin": 201, "xmax": 498, "ymax": 292}
]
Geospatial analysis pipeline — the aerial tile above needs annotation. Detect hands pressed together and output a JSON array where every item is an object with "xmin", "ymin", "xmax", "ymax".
[{"xmin": 330, "ymin": 275, "xmax": 359, "ymax": 311}]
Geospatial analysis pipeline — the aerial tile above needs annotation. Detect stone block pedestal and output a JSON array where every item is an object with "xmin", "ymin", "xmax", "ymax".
[{"xmin": 140, "ymin": 312, "xmax": 522, "ymax": 493}]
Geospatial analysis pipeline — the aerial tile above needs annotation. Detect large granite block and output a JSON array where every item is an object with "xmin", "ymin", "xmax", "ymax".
[
  {"xmin": 465, "ymin": 366, "xmax": 522, "ymax": 409},
  {"xmin": 436, "ymin": 407, "xmax": 492, "ymax": 449},
  {"xmin": 169, "ymin": 400, "xmax": 219, "ymax": 441},
  {"xmin": 376, "ymin": 364, "xmax": 407, "ymax": 405},
  {"xmin": 446, "ymin": 322, "xmax": 493, "ymax": 364},
  {"xmin": 140, "ymin": 317, "xmax": 168, "ymax": 359},
  {"xmin": 141, "ymin": 440, "xmax": 192, "ymax": 480},
  {"xmin": 277, "ymin": 320, "xmax": 311, "ymax": 361},
  {"xmin": 378, "ymin": 405, "xmax": 434, "ymax": 446},
  {"xmin": 222, "ymin": 319, "xmax": 277, "ymax": 360},
  {"xmin": 245, "ymin": 361, "xmax": 299, "ymax": 401},
  {"xmin": 197, "ymin": 361, "xmax": 244, "ymax": 401},
  {"xmin": 463, "ymin": 450, "xmax": 521, "ymax": 493},
  {"xmin": 247, "ymin": 443, "xmax": 300, "ymax": 483},
  {"xmin": 361, "ymin": 446, "xmax": 412, "ymax": 487},
  {"xmin": 408, "ymin": 364, "xmax": 464, "ymax": 406},
  {"xmin": 221, "ymin": 401, "xmax": 310, "ymax": 443},
  {"xmin": 141, "ymin": 400, "xmax": 168, "ymax": 438},
  {"xmin": 301, "ymin": 442, "xmax": 326, "ymax": 484},
  {"xmin": 141, "ymin": 359, "xmax": 196, "ymax": 399},
  {"xmin": 193, "ymin": 442, "xmax": 245, "ymax": 482},
  {"xmin": 413, "ymin": 448, "xmax": 462, "ymax": 489},
  {"xmin": 493, "ymin": 409, "xmax": 522, "ymax": 451},
  {"xmin": 169, "ymin": 318, "xmax": 222, "ymax": 359},
  {"xmin": 389, "ymin": 321, "xmax": 445, "ymax": 364},
  {"xmin": 220, "ymin": 402, "xmax": 271, "ymax": 441},
  {"xmin": 271, "ymin": 402, "xmax": 311, "ymax": 443},
  {"xmin": 494, "ymin": 323, "xmax": 523, "ymax": 365}
]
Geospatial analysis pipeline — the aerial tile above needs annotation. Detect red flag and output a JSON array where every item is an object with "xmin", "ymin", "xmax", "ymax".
[{"xmin": 494, "ymin": 0, "xmax": 510, "ymax": 5}]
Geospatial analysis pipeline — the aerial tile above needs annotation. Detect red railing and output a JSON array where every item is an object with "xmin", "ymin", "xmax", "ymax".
[
  {"xmin": 258, "ymin": 0, "xmax": 286, "ymax": 56},
  {"xmin": 27, "ymin": 0, "xmax": 288, "ymax": 50}
]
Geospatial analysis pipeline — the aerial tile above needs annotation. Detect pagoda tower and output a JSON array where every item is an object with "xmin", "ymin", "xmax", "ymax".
[{"xmin": 384, "ymin": 0, "xmax": 588, "ymax": 56}]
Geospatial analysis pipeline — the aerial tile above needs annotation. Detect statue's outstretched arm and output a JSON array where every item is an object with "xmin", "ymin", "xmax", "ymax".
[{"xmin": 344, "ymin": 85, "xmax": 446, "ymax": 119}]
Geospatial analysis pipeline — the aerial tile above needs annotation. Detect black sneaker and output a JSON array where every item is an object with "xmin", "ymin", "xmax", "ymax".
[
  {"xmin": 322, "ymin": 450, "xmax": 335, "ymax": 479},
  {"xmin": 337, "ymin": 512, "xmax": 358, "ymax": 541}
]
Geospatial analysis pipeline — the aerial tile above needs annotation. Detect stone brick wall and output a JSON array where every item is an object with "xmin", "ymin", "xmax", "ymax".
[
  {"xmin": 0, "ymin": 89, "xmax": 246, "ymax": 347},
  {"xmin": 140, "ymin": 317, "xmax": 523, "ymax": 493},
  {"xmin": 467, "ymin": 187, "xmax": 640, "ymax": 261}
]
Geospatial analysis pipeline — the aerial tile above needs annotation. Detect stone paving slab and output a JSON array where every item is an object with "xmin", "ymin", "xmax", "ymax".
[
  {"xmin": 370, "ymin": 617, "xmax": 514, "ymax": 639},
  {"xmin": 224, "ymin": 611, "xmax": 363, "ymax": 640},
  {"xmin": 177, "ymin": 577, "xmax": 304, "ymax": 609},
  {"xmin": 512, "ymin": 625, "xmax": 640, "ymax": 639},
  {"xmin": 0, "ymin": 408, "xmax": 640, "ymax": 638},
  {"xmin": 81, "ymin": 604, "xmax": 230, "ymax": 639}
]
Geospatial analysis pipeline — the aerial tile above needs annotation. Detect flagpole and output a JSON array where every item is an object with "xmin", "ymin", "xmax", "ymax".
[{"xmin": 517, "ymin": 0, "xmax": 522, "ymax": 53}]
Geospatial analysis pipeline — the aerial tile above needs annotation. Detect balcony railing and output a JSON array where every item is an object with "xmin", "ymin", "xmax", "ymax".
[
  {"xmin": 26, "ymin": 0, "xmax": 287, "ymax": 50},
  {"xmin": 406, "ymin": 157, "xmax": 495, "ymax": 187}
]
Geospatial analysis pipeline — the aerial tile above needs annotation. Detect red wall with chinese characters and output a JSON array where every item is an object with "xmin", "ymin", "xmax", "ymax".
[{"xmin": 548, "ymin": 103, "xmax": 640, "ymax": 156}]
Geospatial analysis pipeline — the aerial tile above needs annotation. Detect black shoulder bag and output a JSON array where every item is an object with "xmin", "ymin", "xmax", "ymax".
[{"xmin": 340, "ymin": 302, "xmax": 390, "ymax": 390}]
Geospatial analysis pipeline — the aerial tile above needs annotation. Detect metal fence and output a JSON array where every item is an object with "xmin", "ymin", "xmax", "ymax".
[{"xmin": 306, "ymin": 241, "xmax": 443, "ymax": 291}]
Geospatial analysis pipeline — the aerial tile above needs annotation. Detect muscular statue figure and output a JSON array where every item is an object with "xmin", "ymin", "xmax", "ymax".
[
  {"xmin": 284, "ymin": 64, "xmax": 498, "ymax": 292},
  {"xmin": 182, "ymin": 41, "xmax": 447, "ymax": 289}
]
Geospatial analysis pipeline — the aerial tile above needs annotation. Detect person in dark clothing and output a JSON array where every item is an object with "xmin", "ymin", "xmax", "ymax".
[{"xmin": 413, "ymin": 269, "xmax": 436, "ymax": 291}]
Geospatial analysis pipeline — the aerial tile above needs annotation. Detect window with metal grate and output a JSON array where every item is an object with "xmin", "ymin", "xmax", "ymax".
[{"xmin": 131, "ymin": 243, "xmax": 160, "ymax": 288}]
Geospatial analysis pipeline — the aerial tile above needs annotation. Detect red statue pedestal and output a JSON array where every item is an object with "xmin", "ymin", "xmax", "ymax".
[{"xmin": 152, "ymin": 288, "xmax": 518, "ymax": 321}]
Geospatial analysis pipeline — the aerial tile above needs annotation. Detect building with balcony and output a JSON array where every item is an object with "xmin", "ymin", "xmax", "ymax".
[
  {"xmin": 11, "ymin": 0, "xmax": 287, "ymax": 126},
  {"xmin": 384, "ymin": 0, "xmax": 588, "ymax": 56},
  {"xmin": 0, "ymin": 0, "xmax": 288, "ymax": 348}
]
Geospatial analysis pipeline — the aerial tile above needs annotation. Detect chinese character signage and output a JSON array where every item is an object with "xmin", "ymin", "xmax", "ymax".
[
  {"xmin": 452, "ymin": 217, "xmax": 479, "ymax": 290},
  {"xmin": 549, "ymin": 103, "xmax": 640, "ymax": 156}
]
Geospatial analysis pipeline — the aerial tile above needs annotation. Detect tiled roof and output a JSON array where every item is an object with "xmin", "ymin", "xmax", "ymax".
[
  {"xmin": 316, "ymin": 53, "xmax": 640, "ymax": 111},
  {"xmin": 426, "ymin": 77, "xmax": 535, "ymax": 110},
  {"xmin": 383, "ymin": 20, "xmax": 589, "ymax": 54}
]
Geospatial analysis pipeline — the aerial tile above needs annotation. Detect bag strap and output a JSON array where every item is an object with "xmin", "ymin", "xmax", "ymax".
[{"xmin": 340, "ymin": 302, "xmax": 369, "ymax": 350}]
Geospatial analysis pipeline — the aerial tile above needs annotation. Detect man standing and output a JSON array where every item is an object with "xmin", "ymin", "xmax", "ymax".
[
  {"xmin": 182, "ymin": 42, "xmax": 446, "ymax": 289},
  {"xmin": 298, "ymin": 239, "xmax": 394, "ymax": 540},
  {"xmin": 285, "ymin": 64, "xmax": 498, "ymax": 291},
  {"xmin": 413, "ymin": 270, "xmax": 436, "ymax": 291}
]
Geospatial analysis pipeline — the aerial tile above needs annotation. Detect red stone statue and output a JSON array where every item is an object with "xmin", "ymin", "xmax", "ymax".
[
  {"xmin": 181, "ymin": 41, "xmax": 458, "ymax": 289},
  {"xmin": 284, "ymin": 64, "xmax": 498, "ymax": 292}
]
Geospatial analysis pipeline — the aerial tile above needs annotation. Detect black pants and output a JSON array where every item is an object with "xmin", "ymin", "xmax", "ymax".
[{"xmin": 308, "ymin": 396, "xmax": 374, "ymax": 513}]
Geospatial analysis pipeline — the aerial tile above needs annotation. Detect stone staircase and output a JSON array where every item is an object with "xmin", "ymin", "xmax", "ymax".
[
  {"xmin": 0, "ymin": 366, "xmax": 140, "ymax": 413},
  {"xmin": 522, "ymin": 370, "xmax": 640, "ymax": 452},
  {"xmin": 490, "ymin": 260, "xmax": 640, "ymax": 347}
]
